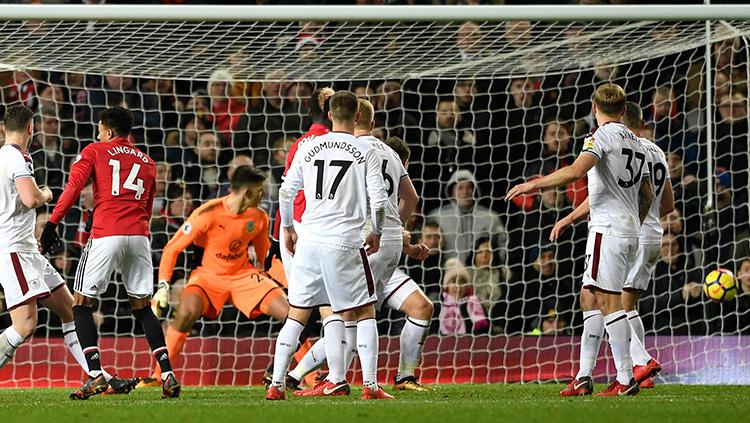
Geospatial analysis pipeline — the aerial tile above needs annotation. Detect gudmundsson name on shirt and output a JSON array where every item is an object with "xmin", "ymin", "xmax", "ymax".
[{"xmin": 303, "ymin": 140, "xmax": 367, "ymax": 165}]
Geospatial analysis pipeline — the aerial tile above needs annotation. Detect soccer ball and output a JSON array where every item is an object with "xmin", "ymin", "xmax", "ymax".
[{"xmin": 703, "ymin": 268, "xmax": 737, "ymax": 303}]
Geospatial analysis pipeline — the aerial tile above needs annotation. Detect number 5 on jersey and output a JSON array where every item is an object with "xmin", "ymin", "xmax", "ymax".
[{"xmin": 109, "ymin": 159, "xmax": 145, "ymax": 200}]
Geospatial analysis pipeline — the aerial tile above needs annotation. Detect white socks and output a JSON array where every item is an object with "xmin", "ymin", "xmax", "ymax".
[
  {"xmin": 626, "ymin": 310, "xmax": 652, "ymax": 366},
  {"xmin": 271, "ymin": 319, "xmax": 304, "ymax": 389},
  {"xmin": 289, "ymin": 337, "xmax": 326, "ymax": 382},
  {"xmin": 0, "ymin": 326, "xmax": 24, "ymax": 369},
  {"xmin": 344, "ymin": 322, "xmax": 358, "ymax": 372},
  {"xmin": 604, "ymin": 310, "xmax": 634, "ymax": 385},
  {"xmin": 397, "ymin": 317, "xmax": 430, "ymax": 381},
  {"xmin": 322, "ymin": 314, "xmax": 346, "ymax": 384},
  {"xmin": 576, "ymin": 310, "xmax": 603, "ymax": 380},
  {"xmin": 357, "ymin": 318, "xmax": 379, "ymax": 390},
  {"xmin": 62, "ymin": 321, "xmax": 112, "ymax": 381}
]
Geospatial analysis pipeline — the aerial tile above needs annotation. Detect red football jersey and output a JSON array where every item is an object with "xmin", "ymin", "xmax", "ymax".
[
  {"xmin": 49, "ymin": 137, "xmax": 156, "ymax": 238},
  {"xmin": 272, "ymin": 123, "xmax": 329, "ymax": 239}
]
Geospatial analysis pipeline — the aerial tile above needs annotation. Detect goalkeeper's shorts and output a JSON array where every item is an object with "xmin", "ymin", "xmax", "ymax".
[{"xmin": 183, "ymin": 267, "xmax": 284, "ymax": 320}]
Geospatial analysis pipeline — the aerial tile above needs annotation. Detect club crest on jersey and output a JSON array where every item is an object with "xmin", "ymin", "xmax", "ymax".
[
  {"xmin": 246, "ymin": 221, "xmax": 255, "ymax": 233},
  {"xmin": 583, "ymin": 135, "xmax": 596, "ymax": 150}
]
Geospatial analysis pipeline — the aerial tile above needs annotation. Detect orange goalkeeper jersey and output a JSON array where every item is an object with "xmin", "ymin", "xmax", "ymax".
[{"xmin": 159, "ymin": 196, "xmax": 270, "ymax": 281}]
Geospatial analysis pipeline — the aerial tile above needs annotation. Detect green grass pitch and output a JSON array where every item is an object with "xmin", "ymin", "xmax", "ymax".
[{"xmin": 1, "ymin": 384, "xmax": 747, "ymax": 422}]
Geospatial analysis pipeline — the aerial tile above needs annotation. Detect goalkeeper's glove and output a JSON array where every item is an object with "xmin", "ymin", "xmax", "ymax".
[
  {"xmin": 151, "ymin": 280, "xmax": 170, "ymax": 317},
  {"xmin": 40, "ymin": 222, "xmax": 64, "ymax": 256}
]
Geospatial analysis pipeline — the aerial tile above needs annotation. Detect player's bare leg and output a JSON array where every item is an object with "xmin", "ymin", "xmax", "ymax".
[
  {"xmin": 140, "ymin": 290, "xmax": 206, "ymax": 388},
  {"xmin": 594, "ymin": 289, "xmax": 639, "ymax": 397},
  {"xmin": 39, "ymin": 287, "xmax": 129, "ymax": 393},
  {"xmin": 0, "ymin": 302, "xmax": 38, "ymax": 369},
  {"xmin": 267, "ymin": 306, "xmax": 313, "ymax": 400},
  {"xmin": 70, "ymin": 293, "xmax": 109, "ymax": 399},
  {"xmin": 622, "ymin": 289, "xmax": 660, "ymax": 387},
  {"xmin": 560, "ymin": 288, "xmax": 600, "ymax": 397},
  {"xmin": 129, "ymin": 296, "xmax": 180, "ymax": 399},
  {"xmin": 394, "ymin": 291, "xmax": 433, "ymax": 392}
]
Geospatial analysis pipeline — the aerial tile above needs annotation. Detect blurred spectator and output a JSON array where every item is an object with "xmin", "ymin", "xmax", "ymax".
[
  {"xmin": 207, "ymin": 69, "xmax": 247, "ymax": 148},
  {"xmin": 702, "ymin": 168, "xmax": 750, "ymax": 268},
  {"xmin": 373, "ymin": 80, "xmax": 420, "ymax": 148},
  {"xmin": 439, "ymin": 258, "xmax": 489, "ymax": 336},
  {"xmin": 715, "ymin": 92, "xmax": 749, "ymax": 198},
  {"xmin": 6, "ymin": 69, "xmax": 36, "ymax": 109},
  {"xmin": 64, "ymin": 72, "xmax": 95, "ymax": 139},
  {"xmin": 453, "ymin": 79, "xmax": 491, "ymax": 145},
  {"xmin": 406, "ymin": 220, "xmax": 445, "ymax": 303},
  {"xmin": 30, "ymin": 111, "xmax": 65, "ymax": 197},
  {"xmin": 465, "ymin": 237, "xmax": 507, "ymax": 333},
  {"xmin": 523, "ymin": 120, "xmax": 587, "ymax": 207},
  {"xmin": 527, "ymin": 306, "xmax": 569, "ymax": 336},
  {"xmin": 504, "ymin": 77, "xmax": 542, "ymax": 180},
  {"xmin": 456, "ymin": 21, "xmax": 483, "ymax": 61},
  {"xmin": 37, "ymin": 84, "xmax": 68, "ymax": 118},
  {"xmin": 667, "ymin": 152, "xmax": 700, "ymax": 228},
  {"xmin": 150, "ymin": 186, "xmax": 196, "ymax": 278},
  {"xmin": 646, "ymin": 85, "xmax": 688, "ymax": 157},
  {"xmin": 152, "ymin": 162, "xmax": 173, "ymax": 216},
  {"xmin": 249, "ymin": 73, "xmax": 286, "ymax": 166},
  {"xmin": 640, "ymin": 233, "xmax": 702, "ymax": 335},
  {"xmin": 181, "ymin": 131, "xmax": 223, "ymax": 200},
  {"xmin": 140, "ymin": 78, "xmax": 182, "ymax": 154},
  {"xmin": 52, "ymin": 249, "xmax": 79, "ymax": 287},
  {"xmin": 428, "ymin": 169, "xmax": 507, "ymax": 264},
  {"xmin": 166, "ymin": 114, "xmax": 206, "ymax": 165},
  {"xmin": 660, "ymin": 209, "xmax": 701, "ymax": 267},
  {"xmin": 90, "ymin": 73, "xmax": 145, "ymax": 140}
]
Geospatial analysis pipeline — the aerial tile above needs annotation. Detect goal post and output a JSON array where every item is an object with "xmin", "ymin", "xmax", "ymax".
[{"xmin": 1, "ymin": 4, "xmax": 750, "ymax": 387}]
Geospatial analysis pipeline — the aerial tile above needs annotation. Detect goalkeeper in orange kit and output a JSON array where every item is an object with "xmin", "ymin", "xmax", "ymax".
[{"xmin": 137, "ymin": 165, "xmax": 290, "ymax": 386}]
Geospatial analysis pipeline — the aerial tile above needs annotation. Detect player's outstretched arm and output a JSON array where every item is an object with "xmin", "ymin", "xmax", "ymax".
[
  {"xmin": 48, "ymin": 148, "xmax": 95, "ymax": 226},
  {"xmin": 550, "ymin": 197, "xmax": 590, "ymax": 241},
  {"xmin": 15, "ymin": 177, "xmax": 52, "ymax": 209},
  {"xmin": 638, "ymin": 177, "xmax": 653, "ymax": 224},
  {"xmin": 506, "ymin": 153, "xmax": 597, "ymax": 201}
]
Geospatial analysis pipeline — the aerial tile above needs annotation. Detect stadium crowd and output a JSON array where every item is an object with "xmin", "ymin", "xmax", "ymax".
[{"xmin": 0, "ymin": 15, "xmax": 749, "ymax": 342}]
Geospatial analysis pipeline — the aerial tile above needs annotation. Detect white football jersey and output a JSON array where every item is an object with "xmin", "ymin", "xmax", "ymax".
[
  {"xmin": 639, "ymin": 137, "xmax": 670, "ymax": 243},
  {"xmin": 280, "ymin": 131, "xmax": 388, "ymax": 248},
  {"xmin": 0, "ymin": 144, "xmax": 38, "ymax": 253},
  {"xmin": 359, "ymin": 135, "xmax": 407, "ymax": 242},
  {"xmin": 580, "ymin": 122, "xmax": 651, "ymax": 238}
]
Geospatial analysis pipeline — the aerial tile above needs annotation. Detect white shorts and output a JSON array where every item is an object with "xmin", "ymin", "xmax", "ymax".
[
  {"xmin": 288, "ymin": 240, "xmax": 376, "ymax": 313},
  {"xmin": 377, "ymin": 267, "xmax": 421, "ymax": 311},
  {"xmin": 366, "ymin": 239, "xmax": 402, "ymax": 293},
  {"xmin": 279, "ymin": 223, "xmax": 300, "ymax": 284},
  {"xmin": 75, "ymin": 235, "xmax": 154, "ymax": 298},
  {"xmin": 624, "ymin": 242, "xmax": 661, "ymax": 291},
  {"xmin": 582, "ymin": 231, "xmax": 638, "ymax": 294},
  {"xmin": 0, "ymin": 251, "xmax": 65, "ymax": 310}
]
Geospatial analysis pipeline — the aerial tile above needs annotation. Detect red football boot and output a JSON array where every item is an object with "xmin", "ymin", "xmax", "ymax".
[
  {"xmin": 293, "ymin": 380, "xmax": 350, "ymax": 397},
  {"xmin": 596, "ymin": 378, "xmax": 640, "ymax": 397},
  {"xmin": 639, "ymin": 377, "xmax": 655, "ymax": 389},
  {"xmin": 265, "ymin": 385, "xmax": 287, "ymax": 401},
  {"xmin": 633, "ymin": 359, "xmax": 661, "ymax": 384},
  {"xmin": 362, "ymin": 387, "xmax": 395, "ymax": 400},
  {"xmin": 559, "ymin": 377, "xmax": 593, "ymax": 397}
]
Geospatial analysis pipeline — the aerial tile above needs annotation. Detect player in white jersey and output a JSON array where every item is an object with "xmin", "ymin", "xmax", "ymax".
[
  {"xmin": 267, "ymin": 91, "xmax": 392, "ymax": 401},
  {"xmin": 507, "ymin": 84, "xmax": 653, "ymax": 397},
  {"xmin": 549, "ymin": 102, "xmax": 675, "ymax": 391},
  {"xmin": 286, "ymin": 101, "xmax": 435, "ymax": 392},
  {"xmin": 0, "ymin": 105, "xmax": 133, "ymax": 393}
]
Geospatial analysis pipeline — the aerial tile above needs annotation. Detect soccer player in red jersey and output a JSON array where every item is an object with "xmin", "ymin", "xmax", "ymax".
[{"xmin": 40, "ymin": 107, "xmax": 180, "ymax": 400}]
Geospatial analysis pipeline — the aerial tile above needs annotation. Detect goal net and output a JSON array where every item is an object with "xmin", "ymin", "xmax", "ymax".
[{"xmin": 1, "ymin": 5, "xmax": 750, "ymax": 387}]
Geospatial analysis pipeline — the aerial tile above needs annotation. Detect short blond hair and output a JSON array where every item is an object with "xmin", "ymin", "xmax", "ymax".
[
  {"xmin": 356, "ymin": 98, "xmax": 375, "ymax": 129},
  {"xmin": 593, "ymin": 83, "xmax": 627, "ymax": 117}
]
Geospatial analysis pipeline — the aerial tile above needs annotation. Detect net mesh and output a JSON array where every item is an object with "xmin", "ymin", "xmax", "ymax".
[{"xmin": 1, "ymin": 16, "xmax": 750, "ymax": 387}]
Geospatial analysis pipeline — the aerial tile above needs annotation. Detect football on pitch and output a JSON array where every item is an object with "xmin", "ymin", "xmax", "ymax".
[{"xmin": 703, "ymin": 268, "xmax": 737, "ymax": 303}]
